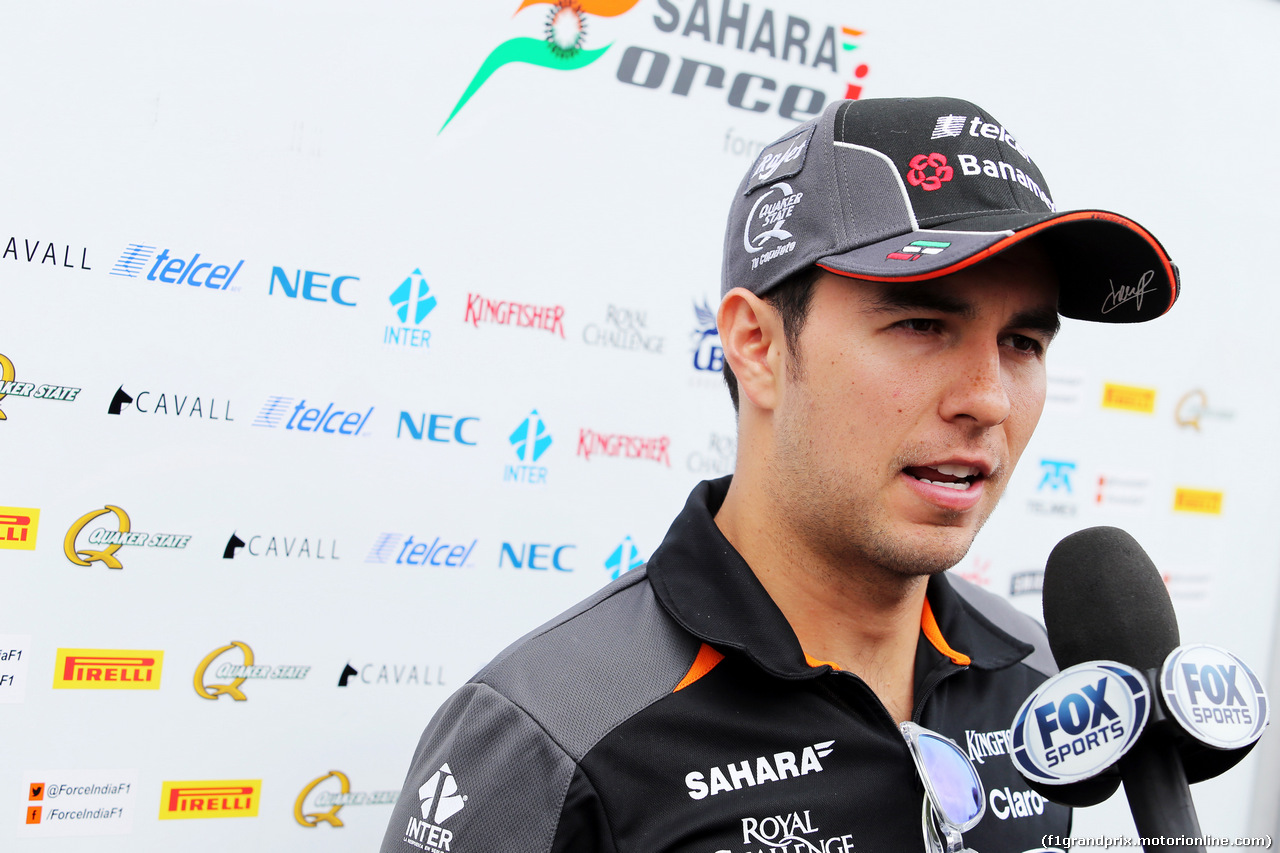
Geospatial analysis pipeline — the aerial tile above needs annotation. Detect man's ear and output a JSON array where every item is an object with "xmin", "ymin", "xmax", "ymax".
[{"xmin": 717, "ymin": 287, "xmax": 785, "ymax": 412}]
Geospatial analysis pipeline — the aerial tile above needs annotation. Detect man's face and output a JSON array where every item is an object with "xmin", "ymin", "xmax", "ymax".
[{"xmin": 768, "ymin": 247, "xmax": 1060, "ymax": 578}]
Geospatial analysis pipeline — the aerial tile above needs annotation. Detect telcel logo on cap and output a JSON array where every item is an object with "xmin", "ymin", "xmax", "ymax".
[
  {"xmin": 1010, "ymin": 661, "xmax": 1149, "ymax": 784},
  {"xmin": 1160, "ymin": 644, "xmax": 1269, "ymax": 750}
]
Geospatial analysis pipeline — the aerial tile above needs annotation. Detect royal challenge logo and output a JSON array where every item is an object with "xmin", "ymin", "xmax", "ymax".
[
  {"xmin": 385, "ymin": 269, "xmax": 438, "ymax": 350},
  {"xmin": 109, "ymin": 243, "xmax": 245, "ymax": 292},
  {"xmin": 0, "ymin": 352, "xmax": 82, "ymax": 420},
  {"xmin": 505, "ymin": 409, "xmax": 553, "ymax": 484},
  {"xmin": 440, "ymin": 0, "xmax": 644, "ymax": 132},
  {"xmin": 193, "ymin": 640, "xmax": 310, "ymax": 701},
  {"xmin": 63, "ymin": 505, "xmax": 191, "ymax": 570}
]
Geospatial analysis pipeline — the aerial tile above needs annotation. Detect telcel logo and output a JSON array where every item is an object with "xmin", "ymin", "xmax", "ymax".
[
  {"xmin": 270, "ymin": 266, "xmax": 358, "ymax": 306},
  {"xmin": 1011, "ymin": 661, "xmax": 1149, "ymax": 784},
  {"xmin": 1, "ymin": 507, "xmax": 39, "ymax": 550},
  {"xmin": 53, "ymin": 648, "xmax": 163, "ymax": 690},
  {"xmin": 111, "ymin": 244, "xmax": 244, "ymax": 291},
  {"xmin": 159, "ymin": 781, "xmax": 260, "ymax": 820},
  {"xmin": 364, "ymin": 534, "xmax": 477, "ymax": 567},
  {"xmin": 253, "ymin": 396, "xmax": 374, "ymax": 435}
]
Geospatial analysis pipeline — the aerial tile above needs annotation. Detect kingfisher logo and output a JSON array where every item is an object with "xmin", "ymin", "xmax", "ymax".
[
  {"xmin": 109, "ymin": 244, "xmax": 244, "ymax": 291},
  {"xmin": 440, "ymin": 0, "xmax": 642, "ymax": 132},
  {"xmin": 159, "ymin": 781, "xmax": 260, "ymax": 820},
  {"xmin": 2, "ymin": 507, "xmax": 39, "ymax": 550},
  {"xmin": 386, "ymin": 269, "xmax": 437, "ymax": 349},
  {"xmin": 53, "ymin": 649, "xmax": 163, "ymax": 690},
  {"xmin": 63, "ymin": 505, "xmax": 191, "ymax": 569},
  {"xmin": 403, "ymin": 763, "xmax": 467, "ymax": 851},
  {"xmin": 604, "ymin": 535, "xmax": 644, "ymax": 580},
  {"xmin": 685, "ymin": 741, "xmax": 834, "ymax": 800},
  {"xmin": 193, "ymin": 640, "xmax": 310, "ymax": 701}
]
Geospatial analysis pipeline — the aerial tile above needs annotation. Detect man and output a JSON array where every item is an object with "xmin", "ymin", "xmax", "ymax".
[{"xmin": 381, "ymin": 97, "xmax": 1179, "ymax": 853}]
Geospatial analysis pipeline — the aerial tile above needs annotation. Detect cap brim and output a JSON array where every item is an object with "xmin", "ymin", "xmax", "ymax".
[{"xmin": 815, "ymin": 210, "xmax": 1179, "ymax": 324}]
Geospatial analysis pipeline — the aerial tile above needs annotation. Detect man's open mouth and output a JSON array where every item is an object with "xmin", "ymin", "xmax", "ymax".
[{"xmin": 903, "ymin": 464, "xmax": 983, "ymax": 491}]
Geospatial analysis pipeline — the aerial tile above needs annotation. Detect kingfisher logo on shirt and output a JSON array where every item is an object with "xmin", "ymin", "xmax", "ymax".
[{"xmin": 684, "ymin": 740, "xmax": 834, "ymax": 799}]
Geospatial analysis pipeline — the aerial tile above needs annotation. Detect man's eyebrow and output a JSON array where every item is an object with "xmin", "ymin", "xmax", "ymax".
[
  {"xmin": 863, "ymin": 286, "xmax": 975, "ymax": 319},
  {"xmin": 863, "ymin": 284, "xmax": 1061, "ymax": 339},
  {"xmin": 1010, "ymin": 307, "xmax": 1061, "ymax": 340}
]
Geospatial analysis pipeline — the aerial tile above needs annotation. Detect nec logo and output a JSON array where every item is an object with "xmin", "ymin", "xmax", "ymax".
[
  {"xmin": 397, "ymin": 412, "xmax": 478, "ymax": 445},
  {"xmin": 270, "ymin": 267, "xmax": 358, "ymax": 306},
  {"xmin": 685, "ymin": 740, "xmax": 833, "ymax": 799},
  {"xmin": 499, "ymin": 542, "xmax": 575, "ymax": 572}
]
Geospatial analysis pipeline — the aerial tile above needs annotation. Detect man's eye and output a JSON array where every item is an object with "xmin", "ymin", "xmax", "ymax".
[
  {"xmin": 897, "ymin": 318, "xmax": 939, "ymax": 333},
  {"xmin": 1005, "ymin": 334, "xmax": 1044, "ymax": 355}
]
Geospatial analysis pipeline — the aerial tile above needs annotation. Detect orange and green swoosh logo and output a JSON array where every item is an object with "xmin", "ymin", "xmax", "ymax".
[{"xmin": 440, "ymin": 0, "xmax": 642, "ymax": 133}]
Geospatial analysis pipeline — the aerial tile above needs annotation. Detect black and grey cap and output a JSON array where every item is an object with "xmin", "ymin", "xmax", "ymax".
[{"xmin": 722, "ymin": 97, "xmax": 1179, "ymax": 323}]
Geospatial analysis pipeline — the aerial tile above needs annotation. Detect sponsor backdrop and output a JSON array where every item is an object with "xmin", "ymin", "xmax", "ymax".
[{"xmin": 3, "ymin": 0, "xmax": 1279, "ymax": 848}]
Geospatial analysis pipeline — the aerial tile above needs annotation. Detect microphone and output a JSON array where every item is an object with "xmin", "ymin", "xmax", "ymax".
[{"xmin": 1010, "ymin": 527, "xmax": 1268, "ymax": 852}]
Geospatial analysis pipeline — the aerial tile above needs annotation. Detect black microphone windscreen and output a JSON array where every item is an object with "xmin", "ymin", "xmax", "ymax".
[{"xmin": 1042, "ymin": 526, "xmax": 1180, "ymax": 671}]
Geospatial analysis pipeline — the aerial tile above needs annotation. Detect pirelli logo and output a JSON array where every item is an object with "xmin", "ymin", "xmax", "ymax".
[
  {"xmin": 1102, "ymin": 383, "xmax": 1156, "ymax": 414},
  {"xmin": 53, "ymin": 649, "xmax": 163, "ymax": 690},
  {"xmin": 159, "ymin": 780, "xmax": 261, "ymax": 820},
  {"xmin": 1, "ymin": 507, "xmax": 39, "ymax": 550},
  {"xmin": 1174, "ymin": 488, "xmax": 1224, "ymax": 515}
]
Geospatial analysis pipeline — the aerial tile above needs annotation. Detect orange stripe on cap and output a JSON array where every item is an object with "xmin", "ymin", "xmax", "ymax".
[
  {"xmin": 673, "ymin": 643, "xmax": 725, "ymax": 692},
  {"xmin": 818, "ymin": 211, "xmax": 1178, "ymax": 319},
  {"xmin": 921, "ymin": 598, "xmax": 970, "ymax": 666}
]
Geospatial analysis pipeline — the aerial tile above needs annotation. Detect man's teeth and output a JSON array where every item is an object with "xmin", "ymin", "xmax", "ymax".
[
  {"xmin": 934, "ymin": 464, "xmax": 978, "ymax": 478},
  {"xmin": 917, "ymin": 478, "xmax": 973, "ymax": 490}
]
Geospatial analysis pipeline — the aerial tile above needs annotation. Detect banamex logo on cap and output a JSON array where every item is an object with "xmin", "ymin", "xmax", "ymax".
[
  {"xmin": 1010, "ymin": 661, "xmax": 1150, "ymax": 784},
  {"xmin": 1160, "ymin": 644, "xmax": 1269, "ymax": 750}
]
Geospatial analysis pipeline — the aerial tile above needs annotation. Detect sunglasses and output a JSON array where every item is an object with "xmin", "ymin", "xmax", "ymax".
[{"xmin": 900, "ymin": 721, "xmax": 986, "ymax": 853}]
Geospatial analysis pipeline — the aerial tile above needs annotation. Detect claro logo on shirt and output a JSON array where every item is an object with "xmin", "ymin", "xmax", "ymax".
[{"xmin": 685, "ymin": 741, "xmax": 834, "ymax": 800}]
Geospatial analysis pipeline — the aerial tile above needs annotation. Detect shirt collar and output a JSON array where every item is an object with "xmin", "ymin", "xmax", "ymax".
[{"xmin": 646, "ymin": 477, "xmax": 1034, "ymax": 680}]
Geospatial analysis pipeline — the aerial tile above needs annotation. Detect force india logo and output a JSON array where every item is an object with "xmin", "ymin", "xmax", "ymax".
[
  {"xmin": 403, "ymin": 763, "xmax": 466, "ymax": 852},
  {"xmin": 686, "ymin": 740, "xmax": 833, "ymax": 800}
]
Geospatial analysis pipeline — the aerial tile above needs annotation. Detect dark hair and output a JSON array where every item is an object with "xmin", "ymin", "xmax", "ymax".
[{"xmin": 723, "ymin": 265, "xmax": 824, "ymax": 412}]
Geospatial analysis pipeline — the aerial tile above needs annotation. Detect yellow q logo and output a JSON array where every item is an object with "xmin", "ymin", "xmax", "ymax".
[
  {"xmin": 194, "ymin": 640, "xmax": 254, "ymax": 701},
  {"xmin": 295, "ymin": 770, "xmax": 350, "ymax": 828},
  {"xmin": 63, "ymin": 505, "xmax": 131, "ymax": 569},
  {"xmin": 0, "ymin": 352, "xmax": 14, "ymax": 420},
  {"xmin": 1175, "ymin": 389, "xmax": 1207, "ymax": 431}
]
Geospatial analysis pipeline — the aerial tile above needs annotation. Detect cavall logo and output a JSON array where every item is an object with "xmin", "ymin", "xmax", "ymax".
[
  {"xmin": 159, "ymin": 780, "xmax": 260, "ymax": 820},
  {"xmin": 53, "ymin": 648, "xmax": 163, "ymax": 690},
  {"xmin": 193, "ymin": 640, "xmax": 311, "ymax": 700},
  {"xmin": 440, "ymin": 0, "xmax": 643, "ymax": 132},
  {"xmin": 294, "ymin": 770, "xmax": 398, "ymax": 828},
  {"xmin": 1, "ymin": 506, "xmax": 39, "ymax": 550},
  {"xmin": 63, "ymin": 505, "xmax": 192, "ymax": 569}
]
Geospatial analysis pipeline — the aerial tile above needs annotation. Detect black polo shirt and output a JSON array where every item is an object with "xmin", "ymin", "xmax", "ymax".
[{"xmin": 382, "ymin": 477, "xmax": 1069, "ymax": 853}]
